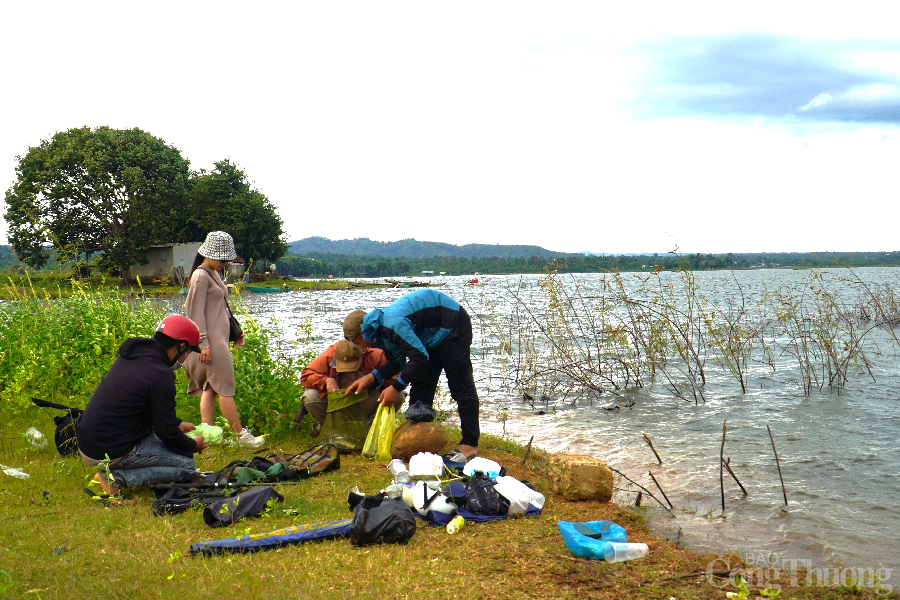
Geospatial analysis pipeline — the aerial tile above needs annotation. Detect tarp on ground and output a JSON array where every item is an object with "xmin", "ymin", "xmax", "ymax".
[{"xmin": 190, "ymin": 518, "xmax": 353, "ymax": 555}]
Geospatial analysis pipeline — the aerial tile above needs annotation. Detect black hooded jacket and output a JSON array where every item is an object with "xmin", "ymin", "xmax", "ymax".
[{"xmin": 77, "ymin": 337, "xmax": 198, "ymax": 460}]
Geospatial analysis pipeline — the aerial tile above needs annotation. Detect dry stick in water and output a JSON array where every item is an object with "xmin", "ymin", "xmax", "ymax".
[
  {"xmin": 719, "ymin": 419, "xmax": 727, "ymax": 513},
  {"xmin": 608, "ymin": 466, "xmax": 674, "ymax": 516},
  {"xmin": 522, "ymin": 435, "xmax": 534, "ymax": 466},
  {"xmin": 648, "ymin": 471, "xmax": 674, "ymax": 509},
  {"xmin": 722, "ymin": 457, "xmax": 748, "ymax": 496},
  {"xmin": 767, "ymin": 424, "xmax": 788, "ymax": 506},
  {"xmin": 642, "ymin": 433, "xmax": 663, "ymax": 464}
]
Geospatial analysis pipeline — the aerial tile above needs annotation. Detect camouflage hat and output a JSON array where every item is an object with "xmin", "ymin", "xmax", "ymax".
[
  {"xmin": 343, "ymin": 310, "xmax": 367, "ymax": 340},
  {"xmin": 334, "ymin": 339, "xmax": 363, "ymax": 373}
]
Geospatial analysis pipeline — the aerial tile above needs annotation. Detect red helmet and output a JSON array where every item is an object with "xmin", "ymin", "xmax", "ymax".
[{"xmin": 156, "ymin": 315, "xmax": 201, "ymax": 351}]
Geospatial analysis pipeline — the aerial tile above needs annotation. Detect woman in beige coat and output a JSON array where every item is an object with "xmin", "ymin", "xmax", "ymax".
[{"xmin": 184, "ymin": 231, "xmax": 264, "ymax": 448}]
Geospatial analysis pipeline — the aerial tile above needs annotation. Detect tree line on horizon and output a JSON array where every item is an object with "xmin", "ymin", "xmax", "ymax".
[
  {"xmin": 2, "ymin": 126, "xmax": 288, "ymax": 275},
  {"xmin": 274, "ymin": 248, "xmax": 900, "ymax": 278}
]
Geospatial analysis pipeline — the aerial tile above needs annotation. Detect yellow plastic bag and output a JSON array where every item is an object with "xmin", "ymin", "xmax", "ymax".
[{"xmin": 362, "ymin": 405, "xmax": 395, "ymax": 461}]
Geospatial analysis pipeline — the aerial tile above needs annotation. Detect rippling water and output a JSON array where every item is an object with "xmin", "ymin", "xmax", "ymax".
[{"xmin": 237, "ymin": 268, "xmax": 900, "ymax": 573}]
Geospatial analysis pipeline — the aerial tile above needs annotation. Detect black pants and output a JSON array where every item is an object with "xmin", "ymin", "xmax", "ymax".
[{"xmin": 408, "ymin": 308, "xmax": 480, "ymax": 447}]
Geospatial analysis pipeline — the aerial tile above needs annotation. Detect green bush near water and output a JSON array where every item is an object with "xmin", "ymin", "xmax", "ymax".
[{"xmin": 0, "ymin": 277, "xmax": 306, "ymax": 434}]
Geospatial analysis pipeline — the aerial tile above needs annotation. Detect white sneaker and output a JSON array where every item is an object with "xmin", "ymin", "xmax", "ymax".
[{"xmin": 237, "ymin": 429, "xmax": 265, "ymax": 448}]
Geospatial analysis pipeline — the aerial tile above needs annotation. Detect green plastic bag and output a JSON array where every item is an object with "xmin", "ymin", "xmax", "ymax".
[
  {"xmin": 185, "ymin": 423, "xmax": 224, "ymax": 445},
  {"xmin": 318, "ymin": 389, "xmax": 370, "ymax": 453},
  {"xmin": 362, "ymin": 405, "xmax": 395, "ymax": 461}
]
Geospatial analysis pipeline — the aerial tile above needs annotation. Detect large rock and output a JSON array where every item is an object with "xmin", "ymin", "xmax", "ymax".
[
  {"xmin": 390, "ymin": 421, "xmax": 449, "ymax": 460},
  {"xmin": 548, "ymin": 453, "xmax": 614, "ymax": 502}
]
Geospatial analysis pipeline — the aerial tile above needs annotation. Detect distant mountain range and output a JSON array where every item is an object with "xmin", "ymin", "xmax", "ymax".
[{"xmin": 287, "ymin": 237, "xmax": 566, "ymax": 259}]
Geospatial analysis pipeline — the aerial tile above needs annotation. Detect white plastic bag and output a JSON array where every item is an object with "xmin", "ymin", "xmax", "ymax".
[
  {"xmin": 494, "ymin": 475, "xmax": 545, "ymax": 516},
  {"xmin": 408, "ymin": 452, "xmax": 445, "ymax": 479},
  {"xmin": 462, "ymin": 457, "xmax": 502, "ymax": 480},
  {"xmin": 0, "ymin": 464, "xmax": 29, "ymax": 479},
  {"xmin": 25, "ymin": 427, "xmax": 48, "ymax": 450}
]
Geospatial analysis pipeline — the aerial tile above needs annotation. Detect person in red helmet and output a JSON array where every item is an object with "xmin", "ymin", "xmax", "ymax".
[{"xmin": 77, "ymin": 315, "xmax": 208, "ymax": 503}]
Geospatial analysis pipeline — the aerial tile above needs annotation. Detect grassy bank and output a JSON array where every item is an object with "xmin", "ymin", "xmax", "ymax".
[
  {"xmin": 0, "ymin": 415, "xmax": 893, "ymax": 600},
  {"xmin": 0, "ymin": 271, "xmax": 393, "ymax": 300}
]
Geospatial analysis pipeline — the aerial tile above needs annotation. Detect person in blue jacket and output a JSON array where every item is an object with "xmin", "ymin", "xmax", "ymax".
[{"xmin": 345, "ymin": 289, "xmax": 479, "ymax": 460}]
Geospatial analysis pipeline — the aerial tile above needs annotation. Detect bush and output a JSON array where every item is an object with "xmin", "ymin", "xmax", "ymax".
[
  {"xmin": 1, "ymin": 275, "xmax": 311, "ymax": 436},
  {"xmin": 0, "ymin": 277, "xmax": 165, "ymax": 413}
]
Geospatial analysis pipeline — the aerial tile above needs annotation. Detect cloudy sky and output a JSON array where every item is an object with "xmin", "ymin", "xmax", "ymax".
[{"xmin": 2, "ymin": 1, "xmax": 899, "ymax": 254}]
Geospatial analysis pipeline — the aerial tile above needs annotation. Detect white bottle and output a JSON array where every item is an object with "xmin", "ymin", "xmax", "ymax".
[{"xmin": 604, "ymin": 542, "xmax": 649, "ymax": 563}]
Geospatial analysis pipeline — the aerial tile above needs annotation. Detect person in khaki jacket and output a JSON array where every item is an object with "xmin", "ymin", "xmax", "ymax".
[{"xmin": 294, "ymin": 335, "xmax": 405, "ymax": 427}]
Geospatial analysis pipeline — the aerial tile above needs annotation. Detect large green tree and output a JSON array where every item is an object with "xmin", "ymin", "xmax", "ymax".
[
  {"xmin": 178, "ymin": 159, "xmax": 288, "ymax": 269},
  {"xmin": 3, "ymin": 126, "xmax": 190, "ymax": 272}
]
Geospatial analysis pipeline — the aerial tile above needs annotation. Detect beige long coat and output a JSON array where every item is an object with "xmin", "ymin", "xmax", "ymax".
[{"xmin": 184, "ymin": 267, "xmax": 236, "ymax": 397}]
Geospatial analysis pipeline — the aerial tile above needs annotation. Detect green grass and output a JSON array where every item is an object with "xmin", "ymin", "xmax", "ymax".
[{"xmin": 1, "ymin": 415, "xmax": 893, "ymax": 600}]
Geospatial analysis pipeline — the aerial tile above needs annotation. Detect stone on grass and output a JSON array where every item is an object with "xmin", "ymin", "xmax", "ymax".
[
  {"xmin": 548, "ymin": 453, "xmax": 614, "ymax": 502},
  {"xmin": 390, "ymin": 421, "xmax": 449, "ymax": 461}
]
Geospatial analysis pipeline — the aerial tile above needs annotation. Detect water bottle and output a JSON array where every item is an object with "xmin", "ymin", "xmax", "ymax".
[
  {"xmin": 26, "ymin": 427, "xmax": 48, "ymax": 450},
  {"xmin": 446, "ymin": 515, "xmax": 465, "ymax": 534},
  {"xmin": 604, "ymin": 542, "xmax": 649, "ymax": 563},
  {"xmin": 388, "ymin": 459, "xmax": 411, "ymax": 483}
]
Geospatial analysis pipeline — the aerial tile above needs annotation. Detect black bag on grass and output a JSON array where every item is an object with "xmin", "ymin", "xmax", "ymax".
[
  {"xmin": 465, "ymin": 474, "xmax": 509, "ymax": 516},
  {"xmin": 203, "ymin": 486, "xmax": 284, "ymax": 528},
  {"xmin": 31, "ymin": 398, "xmax": 83, "ymax": 456},
  {"xmin": 152, "ymin": 487, "xmax": 231, "ymax": 516},
  {"xmin": 350, "ymin": 496, "xmax": 416, "ymax": 546}
]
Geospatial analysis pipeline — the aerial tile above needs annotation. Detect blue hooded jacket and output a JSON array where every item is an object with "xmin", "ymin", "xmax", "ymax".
[{"xmin": 361, "ymin": 289, "xmax": 462, "ymax": 389}]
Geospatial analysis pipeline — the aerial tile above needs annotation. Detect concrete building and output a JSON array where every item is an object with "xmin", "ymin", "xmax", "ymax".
[{"xmin": 126, "ymin": 243, "xmax": 201, "ymax": 285}]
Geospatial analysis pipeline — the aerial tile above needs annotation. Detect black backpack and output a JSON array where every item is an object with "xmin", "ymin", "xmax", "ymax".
[{"xmin": 31, "ymin": 398, "xmax": 83, "ymax": 456}]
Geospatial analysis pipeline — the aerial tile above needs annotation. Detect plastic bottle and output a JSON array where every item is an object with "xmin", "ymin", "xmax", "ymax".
[
  {"xmin": 384, "ymin": 483, "xmax": 405, "ymax": 499},
  {"xmin": 603, "ymin": 542, "xmax": 649, "ymax": 563},
  {"xmin": 25, "ymin": 427, "xmax": 48, "ymax": 450},
  {"xmin": 388, "ymin": 459, "xmax": 411, "ymax": 483},
  {"xmin": 446, "ymin": 515, "xmax": 465, "ymax": 534}
]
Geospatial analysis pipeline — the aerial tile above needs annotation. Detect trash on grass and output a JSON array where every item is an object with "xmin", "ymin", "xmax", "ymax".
[
  {"xmin": 0, "ymin": 464, "xmax": 29, "ymax": 479},
  {"xmin": 26, "ymin": 427, "xmax": 48, "ymax": 449},
  {"xmin": 557, "ymin": 520, "xmax": 650, "ymax": 562}
]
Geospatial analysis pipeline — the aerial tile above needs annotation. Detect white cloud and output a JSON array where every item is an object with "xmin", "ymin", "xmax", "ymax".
[{"xmin": 799, "ymin": 93, "xmax": 834, "ymax": 112}]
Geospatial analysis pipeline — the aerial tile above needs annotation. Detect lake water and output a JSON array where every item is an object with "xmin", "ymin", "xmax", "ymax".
[{"xmin": 238, "ymin": 268, "xmax": 900, "ymax": 576}]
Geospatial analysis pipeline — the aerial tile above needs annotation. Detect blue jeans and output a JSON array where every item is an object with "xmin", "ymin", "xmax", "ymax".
[{"xmin": 109, "ymin": 432, "xmax": 197, "ymax": 488}]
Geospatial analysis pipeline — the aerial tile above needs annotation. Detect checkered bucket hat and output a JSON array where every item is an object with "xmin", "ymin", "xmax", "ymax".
[{"xmin": 198, "ymin": 231, "xmax": 237, "ymax": 261}]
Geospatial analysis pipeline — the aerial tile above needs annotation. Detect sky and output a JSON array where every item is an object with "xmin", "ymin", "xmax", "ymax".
[{"xmin": 2, "ymin": 1, "xmax": 899, "ymax": 255}]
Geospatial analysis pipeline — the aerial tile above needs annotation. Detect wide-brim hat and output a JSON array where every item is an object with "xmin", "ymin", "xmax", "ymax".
[
  {"xmin": 198, "ymin": 231, "xmax": 237, "ymax": 262},
  {"xmin": 334, "ymin": 339, "xmax": 363, "ymax": 373}
]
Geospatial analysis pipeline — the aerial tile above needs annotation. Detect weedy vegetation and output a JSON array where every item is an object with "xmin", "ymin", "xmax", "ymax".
[{"xmin": 464, "ymin": 261, "xmax": 900, "ymax": 405}]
